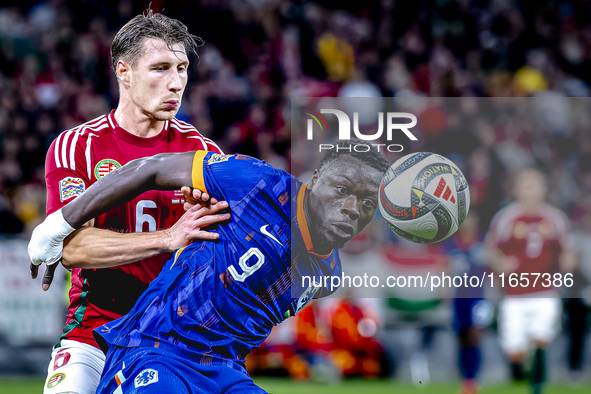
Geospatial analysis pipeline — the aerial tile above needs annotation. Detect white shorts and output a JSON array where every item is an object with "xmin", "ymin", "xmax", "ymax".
[
  {"xmin": 498, "ymin": 294, "xmax": 562, "ymax": 354},
  {"xmin": 44, "ymin": 340, "xmax": 106, "ymax": 394}
]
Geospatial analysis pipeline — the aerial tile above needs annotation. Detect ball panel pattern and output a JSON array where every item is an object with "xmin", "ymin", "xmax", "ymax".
[
  {"xmin": 385, "ymin": 221, "xmax": 435, "ymax": 243},
  {"xmin": 429, "ymin": 205, "xmax": 454, "ymax": 242},
  {"xmin": 380, "ymin": 185, "xmax": 441, "ymax": 222},
  {"xmin": 392, "ymin": 152, "xmax": 433, "ymax": 177},
  {"xmin": 411, "ymin": 162, "xmax": 457, "ymax": 192},
  {"xmin": 379, "ymin": 189, "xmax": 413, "ymax": 221},
  {"xmin": 456, "ymin": 190, "xmax": 468, "ymax": 226},
  {"xmin": 390, "ymin": 211, "xmax": 438, "ymax": 239},
  {"xmin": 379, "ymin": 152, "xmax": 469, "ymax": 244}
]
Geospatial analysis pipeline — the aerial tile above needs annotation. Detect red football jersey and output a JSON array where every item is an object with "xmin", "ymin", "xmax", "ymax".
[
  {"xmin": 45, "ymin": 110, "xmax": 222, "ymax": 348},
  {"xmin": 486, "ymin": 202, "xmax": 570, "ymax": 295}
]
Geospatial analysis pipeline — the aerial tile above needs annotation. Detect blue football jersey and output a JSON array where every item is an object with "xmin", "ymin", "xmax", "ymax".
[
  {"xmin": 95, "ymin": 151, "xmax": 341, "ymax": 368},
  {"xmin": 442, "ymin": 236, "xmax": 487, "ymax": 298}
]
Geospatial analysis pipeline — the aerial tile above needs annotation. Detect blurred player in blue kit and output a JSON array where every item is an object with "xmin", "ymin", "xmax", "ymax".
[
  {"xmin": 29, "ymin": 140, "xmax": 389, "ymax": 393},
  {"xmin": 443, "ymin": 212, "xmax": 493, "ymax": 394}
]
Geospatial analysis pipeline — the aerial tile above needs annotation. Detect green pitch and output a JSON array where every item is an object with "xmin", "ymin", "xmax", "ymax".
[
  {"xmin": 255, "ymin": 379, "xmax": 591, "ymax": 394},
  {"xmin": 0, "ymin": 378, "xmax": 589, "ymax": 394}
]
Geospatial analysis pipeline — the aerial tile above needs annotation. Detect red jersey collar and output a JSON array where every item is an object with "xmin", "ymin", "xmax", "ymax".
[{"xmin": 108, "ymin": 110, "xmax": 171, "ymax": 147}]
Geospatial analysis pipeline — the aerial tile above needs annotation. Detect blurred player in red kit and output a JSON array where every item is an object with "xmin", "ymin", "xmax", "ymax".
[
  {"xmin": 486, "ymin": 169, "xmax": 575, "ymax": 394},
  {"xmin": 329, "ymin": 298, "xmax": 384, "ymax": 378},
  {"xmin": 246, "ymin": 303, "xmax": 332, "ymax": 381},
  {"xmin": 32, "ymin": 10, "xmax": 226, "ymax": 394}
]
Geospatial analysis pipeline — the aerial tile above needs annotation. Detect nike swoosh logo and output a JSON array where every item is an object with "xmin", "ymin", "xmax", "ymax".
[{"xmin": 261, "ymin": 225, "xmax": 282, "ymax": 246}]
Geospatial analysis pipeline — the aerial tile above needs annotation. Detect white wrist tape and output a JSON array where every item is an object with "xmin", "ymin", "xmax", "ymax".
[{"xmin": 28, "ymin": 209, "xmax": 76, "ymax": 266}]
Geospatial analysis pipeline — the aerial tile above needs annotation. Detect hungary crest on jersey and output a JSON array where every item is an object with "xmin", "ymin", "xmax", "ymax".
[{"xmin": 94, "ymin": 159, "xmax": 121, "ymax": 180}]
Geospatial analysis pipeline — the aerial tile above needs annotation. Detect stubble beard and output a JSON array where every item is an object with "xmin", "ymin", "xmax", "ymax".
[
  {"xmin": 152, "ymin": 109, "xmax": 177, "ymax": 121},
  {"xmin": 312, "ymin": 227, "xmax": 347, "ymax": 253},
  {"xmin": 130, "ymin": 88, "xmax": 179, "ymax": 122}
]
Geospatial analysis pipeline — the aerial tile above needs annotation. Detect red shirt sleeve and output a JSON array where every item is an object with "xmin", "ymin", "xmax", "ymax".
[
  {"xmin": 203, "ymin": 136, "xmax": 223, "ymax": 154},
  {"xmin": 552, "ymin": 208, "xmax": 571, "ymax": 250},
  {"xmin": 45, "ymin": 132, "xmax": 92, "ymax": 215},
  {"xmin": 484, "ymin": 211, "xmax": 502, "ymax": 252},
  {"xmin": 170, "ymin": 119, "xmax": 223, "ymax": 154}
]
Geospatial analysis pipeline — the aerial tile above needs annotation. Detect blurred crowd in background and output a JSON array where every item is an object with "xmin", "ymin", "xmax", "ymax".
[{"xmin": 1, "ymin": 0, "xmax": 591, "ymax": 234}]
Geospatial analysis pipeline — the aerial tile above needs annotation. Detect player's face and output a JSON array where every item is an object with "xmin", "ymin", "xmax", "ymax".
[
  {"xmin": 128, "ymin": 38, "xmax": 188, "ymax": 121},
  {"xmin": 515, "ymin": 170, "xmax": 546, "ymax": 205},
  {"xmin": 458, "ymin": 212, "xmax": 478, "ymax": 237},
  {"xmin": 307, "ymin": 156, "xmax": 382, "ymax": 254}
]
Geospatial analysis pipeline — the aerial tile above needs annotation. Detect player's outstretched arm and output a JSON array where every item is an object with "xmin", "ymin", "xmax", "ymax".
[
  {"xmin": 56, "ymin": 187, "xmax": 219, "ymax": 268},
  {"xmin": 29, "ymin": 152, "xmax": 228, "ymax": 278},
  {"xmin": 59, "ymin": 202, "xmax": 229, "ymax": 268},
  {"xmin": 63, "ymin": 151, "xmax": 197, "ymax": 228}
]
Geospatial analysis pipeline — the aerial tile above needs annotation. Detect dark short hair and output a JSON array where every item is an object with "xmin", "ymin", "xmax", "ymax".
[
  {"xmin": 111, "ymin": 9, "xmax": 203, "ymax": 72},
  {"xmin": 319, "ymin": 138, "xmax": 390, "ymax": 174}
]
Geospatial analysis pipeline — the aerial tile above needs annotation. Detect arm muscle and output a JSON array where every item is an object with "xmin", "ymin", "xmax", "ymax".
[{"xmin": 62, "ymin": 152, "xmax": 195, "ymax": 228}]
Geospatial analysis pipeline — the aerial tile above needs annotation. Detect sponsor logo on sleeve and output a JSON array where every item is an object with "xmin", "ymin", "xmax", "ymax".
[
  {"xmin": 59, "ymin": 177, "xmax": 85, "ymax": 202},
  {"xmin": 47, "ymin": 372, "xmax": 66, "ymax": 389},
  {"xmin": 94, "ymin": 159, "xmax": 121, "ymax": 180},
  {"xmin": 296, "ymin": 280, "xmax": 321, "ymax": 313},
  {"xmin": 134, "ymin": 369, "xmax": 158, "ymax": 388},
  {"xmin": 207, "ymin": 153, "xmax": 234, "ymax": 165}
]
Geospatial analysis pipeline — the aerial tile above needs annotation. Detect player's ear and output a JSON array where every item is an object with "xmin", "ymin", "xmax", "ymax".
[
  {"xmin": 308, "ymin": 169, "xmax": 320, "ymax": 188},
  {"xmin": 117, "ymin": 60, "xmax": 131, "ymax": 88}
]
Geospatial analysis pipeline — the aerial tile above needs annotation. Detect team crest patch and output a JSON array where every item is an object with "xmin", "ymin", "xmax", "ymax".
[
  {"xmin": 207, "ymin": 153, "xmax": 233, "ymax": 165},
  {"xmin": 94, "ymin": 159, "xmax": 121, "ymax": 180},
  {"xmin": 47, "ymin": 372, "xmax": 66, "ymax": 389},
  {"xmin": 296, "ymin": 280, "xmax": 321, "ymax": 313},
  {"xmin": 59, "ymin": 177, "xmax": 85, "ymax": 202},
  {"xmin": 134, "ymin": 369, "xmax": 158, "ymax": 388}
]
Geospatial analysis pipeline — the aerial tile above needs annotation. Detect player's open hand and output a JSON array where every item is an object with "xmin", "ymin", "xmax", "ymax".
[
  {"xmin": 30, "ymin": 261, "xmax": 58, "ymax": 292},
  {"xmin": 28, "ymin": 209, "xmax": 76, "ymax": 291},
  {"xmin": 500, "ymin": 255, "xmax": 519, "ymax": 273},
  {"xmin": 164, "ymin": 200, "xmax": 230, "ymax": 251},
  {"xmin": 181, "ymin": 186, "xmax": 217, "ymax": 211}
]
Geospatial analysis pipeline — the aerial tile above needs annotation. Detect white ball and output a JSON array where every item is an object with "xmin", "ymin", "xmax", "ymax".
[{"xmin": 379, "ymin": 152, "xmax": 470, "ymax": 243}]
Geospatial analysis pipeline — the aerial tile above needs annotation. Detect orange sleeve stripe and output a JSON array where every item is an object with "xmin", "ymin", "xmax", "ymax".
[
  {"xmin": 296, "ymin": 185, "xmax": 313, "ymax": 252},
  {"xmin": 192, "ymin": 151, "xmax": 208, "ymax": 193},
  {"xmin": 115, "ymin": 370, "xmax": 125, "ymax": 386},
  {"xmin": 174, "ymin": 245, "xmax": 188, "ymax": 265},
  {"xmin": 296, "ymin": 183, "xmax": 332, "ymax": 259}
]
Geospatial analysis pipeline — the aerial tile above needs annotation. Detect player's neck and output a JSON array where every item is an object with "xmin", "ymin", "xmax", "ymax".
[
  {"xmin": 114, "ymin": 104, "xmax": 166, "ymax": 138},
  {"xmin": 303, "ymin": 189, "xmax": 312, "ymax": 234},
  {"xmin": 520, "ymin": 201, "xmax": 543, "ymax": 215},
  {"xmin": 459, "ymin": 233, "xmax": 476, "ymax": 244},
  {"xmin": 303, "ymin": 189, "xmax": 331, "ymax": 255}
]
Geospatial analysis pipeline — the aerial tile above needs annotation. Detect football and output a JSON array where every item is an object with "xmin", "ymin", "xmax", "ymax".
[{"xmin": 379, "ymin": 152, "xmax": 470, "ymax": 243}]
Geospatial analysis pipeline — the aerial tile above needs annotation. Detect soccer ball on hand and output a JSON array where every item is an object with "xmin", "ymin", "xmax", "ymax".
[{"xmin": 379, "ymin": 152, "xmax": 470, "ymax": 244}]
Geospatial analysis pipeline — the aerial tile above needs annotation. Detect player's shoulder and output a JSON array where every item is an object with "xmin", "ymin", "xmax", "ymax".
[
  {"xmin": 51, "ymin": 115, "xmax": 111, "ymax": 147},
  {"xmin": 47, "ymin": 114, "xmax": 111, "ymax": 171},
  {"xmin": 170, "ymin": 118, "xmax": 222, "ymax": 153},
  {"xmin": 489, "ymin": 202, "xmax": 523, "ymax": 231},
  {"xmin": 493, "ymin": 202, "xmax": 523, "ymax": 220},
  {"xmin": 204, "ymin": 152, "xmax": 287, "ymax": 179},
  {"xmin": 540, "ymin": 202, "xmax": 570, "ymax": 227}
]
